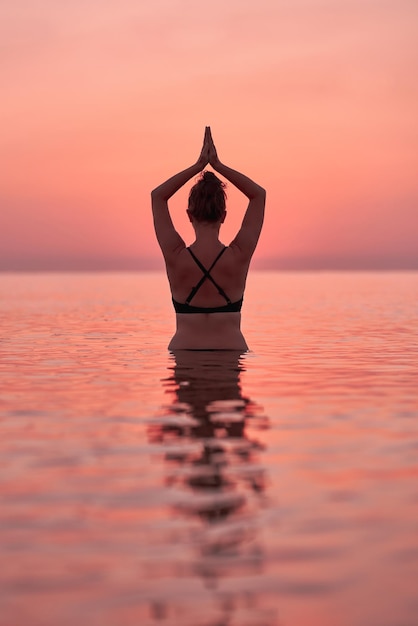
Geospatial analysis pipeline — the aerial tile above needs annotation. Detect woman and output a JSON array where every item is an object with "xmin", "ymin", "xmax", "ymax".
[{"xmin": 151, "ymin": 127, "xmax": 265, "ymax": 350}]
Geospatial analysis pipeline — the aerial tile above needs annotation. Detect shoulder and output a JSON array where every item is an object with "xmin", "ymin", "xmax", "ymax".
[
  {"xmin": 164, "ymin": 243, "xmax": 189, "ymax": 268},
  {"xmin": 227, "ymin": 240, "xmax": 254, "ymax": 266}
]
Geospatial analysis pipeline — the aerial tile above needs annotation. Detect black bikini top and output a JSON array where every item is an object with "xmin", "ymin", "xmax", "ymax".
[{"xmin": 172, "ymin": 247, "xmax": 243, "ymax": 314}]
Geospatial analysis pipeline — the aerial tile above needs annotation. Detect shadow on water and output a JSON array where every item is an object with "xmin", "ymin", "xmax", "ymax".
[{"xmin": 147, "ymin": 351, "xmax": 277, "ymax": 625}]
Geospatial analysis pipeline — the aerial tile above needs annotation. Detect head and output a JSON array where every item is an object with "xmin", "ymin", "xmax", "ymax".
[{"xmin": 187, "ymin": 171, "xmax": 226, "ymax": 225}]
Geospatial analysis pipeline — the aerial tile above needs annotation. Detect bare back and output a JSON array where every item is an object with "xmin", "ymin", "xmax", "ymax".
[{"xmin": 166, "ymin": 243, "xmax": 251, "ymax": 350}]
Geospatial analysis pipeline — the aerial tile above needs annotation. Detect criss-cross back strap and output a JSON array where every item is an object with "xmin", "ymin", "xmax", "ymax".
[{"xmin": 186, "ymin": 246, "xmax": 231, "ymax": 305}]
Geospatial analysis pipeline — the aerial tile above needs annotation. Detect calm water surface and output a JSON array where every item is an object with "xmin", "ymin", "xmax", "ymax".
[{"xmin": 1, "ymin": 271, "xmax": 417, "ymax": 626}]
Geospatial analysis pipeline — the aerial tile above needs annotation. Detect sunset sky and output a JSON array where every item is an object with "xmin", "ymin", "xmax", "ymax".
[{"xmin": 1, "ymin": 0, "xmax": 417, "ymax": 270}]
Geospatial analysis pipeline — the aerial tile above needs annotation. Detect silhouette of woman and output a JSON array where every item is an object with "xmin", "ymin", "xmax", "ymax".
[{"xmin": 151, "ymin": 127, "xmax": 266, "ymax": 350}]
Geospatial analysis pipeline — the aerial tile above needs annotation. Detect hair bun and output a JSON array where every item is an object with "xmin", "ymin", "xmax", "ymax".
[
  {"xmin": 201, "ymin": 170, "xmax": 225, "ymax": 190},
  {"xmin": 202, "ymin": 170, "xmax": 217, "ymax": 182}
]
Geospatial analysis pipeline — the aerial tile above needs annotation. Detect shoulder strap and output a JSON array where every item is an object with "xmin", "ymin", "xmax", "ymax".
[
  {"xmin": 185, "ymin": 247, "xmax": 231, "ymax": 305},
  {"xmin": 188, "ymin": 246, "xmax": 226, "ymax": 274}
]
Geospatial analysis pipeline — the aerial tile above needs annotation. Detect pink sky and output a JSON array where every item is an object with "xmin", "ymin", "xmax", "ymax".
[{"xmin": 1, "ymin": 0, "xmax": 417, "ymax": 269}]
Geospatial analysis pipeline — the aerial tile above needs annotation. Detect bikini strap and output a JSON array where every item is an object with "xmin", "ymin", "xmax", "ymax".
[{"xmin": 186, "ymin": 247, "xmax": 231, "ymax": 305}]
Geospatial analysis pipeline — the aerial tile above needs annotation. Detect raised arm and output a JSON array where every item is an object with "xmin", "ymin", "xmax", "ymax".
[
  {"xmin": 208, "ymin": 128, "xmax": 266, "ymax": 259},
  {"xmin": 151, "ymin": 128, "xmax": 210, "ymax": 259}
]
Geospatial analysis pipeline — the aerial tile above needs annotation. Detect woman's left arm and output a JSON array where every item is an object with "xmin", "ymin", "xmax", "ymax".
[{"xmin": 151, "ymin": 129, "xmax": 209, "ymax": 259}]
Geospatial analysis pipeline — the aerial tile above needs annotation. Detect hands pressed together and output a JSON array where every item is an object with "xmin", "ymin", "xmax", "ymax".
[{"xmin": 197, "ymin": 126, "xmax": 220, "ymax": 170}]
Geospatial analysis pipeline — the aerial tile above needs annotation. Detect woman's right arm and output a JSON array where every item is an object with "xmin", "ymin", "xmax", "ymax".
[{"xmin": 208, "ymin": 129, "xmax": 266, "ymax": 258}]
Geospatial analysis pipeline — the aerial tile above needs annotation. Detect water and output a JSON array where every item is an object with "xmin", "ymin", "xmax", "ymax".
[{"xmin": 1, "ymin": 271, "xmax": 417, "ymax": 626}]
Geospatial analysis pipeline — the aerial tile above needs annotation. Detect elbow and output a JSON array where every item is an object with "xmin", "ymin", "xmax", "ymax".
[
  {"xmin": 249, "ymin": 185, "xmax": 266, "ymax": 201},
  {"xmin": 151, "ymin": 188, "xmax": 169, "ymax": 202}
]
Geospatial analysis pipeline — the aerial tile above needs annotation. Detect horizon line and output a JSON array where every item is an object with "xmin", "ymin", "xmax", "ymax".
[{"xmin": 1, "ymin": 256, "xmax": 418, "ymax": 273}]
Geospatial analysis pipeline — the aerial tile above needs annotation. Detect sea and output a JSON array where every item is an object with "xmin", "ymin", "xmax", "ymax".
[{"xmin": 1, "ymin": 270, "xmax": 417, "ymax": 626}]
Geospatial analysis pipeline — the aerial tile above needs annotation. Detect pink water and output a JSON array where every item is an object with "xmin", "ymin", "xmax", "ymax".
[{"xmin": 1, "ymin": 271, "xmax": 417, "ymax": 626}]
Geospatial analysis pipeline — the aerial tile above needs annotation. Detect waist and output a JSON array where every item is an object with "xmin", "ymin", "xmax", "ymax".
[
  {"xmin": 169, "ymin": 318, "xmax": 247, "ymax": 351},
  {"xmin": 172, "ymin": 297, "xmax": 243, "ymax": 314}
]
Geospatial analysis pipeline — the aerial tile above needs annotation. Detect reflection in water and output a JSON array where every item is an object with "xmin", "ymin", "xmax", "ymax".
[{"xmin": 148, "ymin": 351, "xmax": 276, "ymax": 624}]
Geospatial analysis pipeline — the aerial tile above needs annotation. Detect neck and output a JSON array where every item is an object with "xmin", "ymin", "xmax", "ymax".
[{"xmin": 192, "ymin": 223, "xmax": 222, "ymax": 246}]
